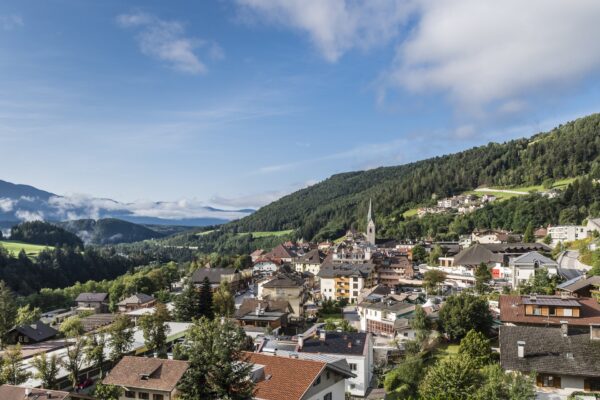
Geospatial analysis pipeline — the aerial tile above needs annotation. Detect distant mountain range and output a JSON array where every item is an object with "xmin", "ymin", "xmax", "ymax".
[{"xmin": 0, "ymin": 180, "xmax": 254, "ymax": 227}]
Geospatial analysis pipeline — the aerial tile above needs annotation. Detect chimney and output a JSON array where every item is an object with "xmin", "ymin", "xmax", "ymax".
[
  {"xmin": 347, "ymin": 341, "xmax": 352, "ymax": 349},
  {"xmin": 561, "ymin": 321, "xmax": 569, "ymax": 337},
  {"xmin": 320, "ymin": 330, "xmax": 327, "ymax": 341},
  {"xmin": 517, "ymin": 341, "xmax": 525, "ymax": 358},
  {"xmin": 297, "ymin": 334, "xmax": 304, "ymax": 350}
]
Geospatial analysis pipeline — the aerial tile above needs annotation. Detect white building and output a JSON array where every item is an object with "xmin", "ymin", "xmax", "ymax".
[
  {"xmin": 548, "ymin": 225, "xmax": 591, "ymax": 245},
  {"xmin": 508, "ymin": 252, "xmax": 559, "ymax": 288},
  {"xmin": 318, "ymin": 263, "xmax": 375, "ymax": 304},
  {"xmin": 357, "ymin": 296, "xmax": 416, "ymax": 337}
]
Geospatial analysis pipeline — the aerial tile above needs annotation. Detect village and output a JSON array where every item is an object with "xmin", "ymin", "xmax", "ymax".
[{"xmin": 3, "ymin": 201, "xmax": 600, "ymax": 400}]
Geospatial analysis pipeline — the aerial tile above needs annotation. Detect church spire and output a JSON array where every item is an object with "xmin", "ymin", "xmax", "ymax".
[
  {"xmin": 367, "ymin": 198, "xmax": 373, "ymax": 223},
  {"xmin": 366, "ymin": 198, "xmax": 376, "ymax": 246}
]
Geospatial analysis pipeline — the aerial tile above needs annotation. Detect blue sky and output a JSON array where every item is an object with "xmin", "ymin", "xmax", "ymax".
[{"xmin": 2, "ymin": 0, "xmax": 600, "ymax": 212}]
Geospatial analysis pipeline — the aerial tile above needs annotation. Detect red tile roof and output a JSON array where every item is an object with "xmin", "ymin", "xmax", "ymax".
[
  {"xmin": 0, "ymin": 385, "xmax": 70, "ymax": 400},
  {"xmin": 102, "ymin": 356, "xmax": 189, "ymax": 392},
  {"xmin": 499, "ymin": 295, "xmax": 600, "ymax": 327},
  {"xmin": 246, "ymin": 352, "xmax": 325, "ymax": 400}
]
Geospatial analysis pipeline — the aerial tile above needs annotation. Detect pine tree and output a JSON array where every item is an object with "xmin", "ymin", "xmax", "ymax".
[
  {"xmin": 0, "ymin": 281, "xmax": 17, "ymax": 348},
  {"xmin": 177, "ymin": 318, "xmax": 254, "ymax": 399},
  {"xmin": 174, "ymin": 279, "xmax": 201, "ymax": 322},
  {"xmin": 523, "ymin": 221, "xmax": 535, "ymax": 243},
  {"xmin": 198, "ymin": 277, "xmax": 214, "ymax": 320}
]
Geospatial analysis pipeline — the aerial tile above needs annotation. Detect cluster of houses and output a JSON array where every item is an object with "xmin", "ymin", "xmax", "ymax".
[
  {"xmin": 8, "ymin": 202, "xmax": 600, "ymax": 399},
  {"xmin": 417, "ymin": 193, "xmax": 497, "ymax": 217}
]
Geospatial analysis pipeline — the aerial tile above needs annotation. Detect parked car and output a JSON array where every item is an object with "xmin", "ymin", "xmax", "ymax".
[{"xmin": 76, "ymin": 378, "xmax": 94, "ymax": 391}]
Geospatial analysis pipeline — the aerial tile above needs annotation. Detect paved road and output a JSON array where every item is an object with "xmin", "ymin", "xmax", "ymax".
[{"xmin": 557, "ymin": 250, "xmax": 590, "ymax": 280}]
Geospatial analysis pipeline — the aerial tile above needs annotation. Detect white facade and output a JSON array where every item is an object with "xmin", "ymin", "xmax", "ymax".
[
  {"xmin": 294, "ymin": 261, "xmax": 321, "ymax": 276},
  {"xmin": 253, "ymin": 261, "xmax": 278, "ymax": 274},
  {"xmin": 548, "ymin": 225, "xmax": 591, "ymax": 245},
  {"xmin": 320, "ymin": 276, "xmax": 368, "ymax": 303},
  {"xmin": 304, "ymin": 378, "xmax": 346, "ymax": 400}
]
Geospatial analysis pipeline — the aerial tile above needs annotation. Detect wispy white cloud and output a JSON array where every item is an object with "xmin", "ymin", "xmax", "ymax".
[
  {"xmin": 116, "ymin": 12, "xmax": 222, "ymax": 74},
  {"xmin": 15, "ymin": 210, "xmax": 44, "ymax": 222},
  {"xmin": 236, "ymin": 0, "xmax": 413, "ymax": 62},
  {"xmin": 0, "ymin": 198, "xmax": 15, "ymax": 212},
  {"xmin": 0, "ymin": 14, "xmax": 23, "ymax": 30}
]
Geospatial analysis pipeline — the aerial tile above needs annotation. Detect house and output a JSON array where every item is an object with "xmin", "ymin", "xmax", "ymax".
[
  {"xmin": 587, "ymin": 218, "xmax": 600, "ymax": 234},
  {"xmin": 508, "ymin": 251, "xmax": 558, "ymax": 287},
  {"xmin": 253, "ymin": 259, "xmax": 280, "ymax": 275},
  {"xmin": 0, "ymin": 385, "xmax": 70, "ymax": 400},
  {"xmin": 500, "ymin": 324, "xmax": 600, "ymax": 394},
  {"xmin": 191, "ymin": 267, "xmax": 252, "ymax": 292},
  {"xmin": 102, "ymin": 356, "xmax": 189, "ymax": 400},
  {"xmin": 6, "ymin": 320, "xmax": 58, "ymax": 344},
  {"xmin": 117, "ymin": 293, "xmax": 156, "ymax": 312},
  {"xmin": 264, "ymin": 243, "xmax": 296, "ymax": 263},
  {"xmin": 452, "ymin": 243, "xmax": 551, "ymax": 271},
  {"xmin": 260, "ymin": 273, "xmax": 307, "ymax": 319},
  {"xmin": 557, "ymin": 275, "xmax": 600, "ymax": 298},
  {"xmin": 297, "ymin": 331, "xmax": 373, "ymax": 397},
  {"xmin": 470, "ymin": 229, "xmax": 520, "ymax": 244},
  {"xmin": 318, "ymin": 263, "xmax": 376, "ymax": 303},
  {"xmin": 75, "ymin": 292, "xmax": 109, "ymax": 313},
  {"xmin": 235, "ymin": 298, "xmax": 292, "ymax": 332},
  {"xmin": 294, "ymin": 249, "xmax": 326, "ymax": 276},
  {"xmin": 246, "ymin": 352, "xmax": 353, "ymax": 400},
  {"xmin": 375, "ymin": 256, "xmax": 414, "ymax": 287},
  {"xmin": 251, "ymin": 249, "xmax": 266, "ymax": 262},
  {"xmin": 548, "ymin": 225, "xmax": 591, "ymax": 245},
  {"xmin": 357, "ymin": 296, "xmax": 416, "ymax": 337},
  {"xmin": 499, "ymin": 294, "xmax": 600, "ymax": 328}
]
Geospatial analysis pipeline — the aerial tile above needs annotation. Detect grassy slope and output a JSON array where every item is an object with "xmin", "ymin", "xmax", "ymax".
[
  {"xmin": 402, "ymin": 177, "xmax": 577, "ymax": 217},
  {"xmin": 238, "ymin": 230, "xmax": 294, "ymax": 238},
  {"xmin": 0, "ymin": 240, "xmax": 52, "ymax": 257}
]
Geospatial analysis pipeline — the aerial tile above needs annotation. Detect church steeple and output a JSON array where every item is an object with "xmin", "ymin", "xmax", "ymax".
[{"xmin": 366, "ymin": 198, "xmax": 376, "ymax": 246}]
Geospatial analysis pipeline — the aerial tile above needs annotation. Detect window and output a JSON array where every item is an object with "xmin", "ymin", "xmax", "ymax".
[
  {"xmin": 563, "ymin": 308, "xmax": 573, "ymax": 317},
  {"xmin": 138, "ymin": 393, "xmax": 149, "ymax": 400},
  {"xmin": 125, "ymin": 391, "xmax": 135, "ymax": 399},
  {"xmin": 324, "ymin": 393, "xmax": 332, "ymax": 400},
  {"xmin": 153, "ymin": 395, "xmax": 164, "ymax": 400},
  {"xmin": 349, "ymin": 363, "xmax": 357, "ymax": 371},
  {"xmin": 313, "ymin": 376, "xmax": 321, "ymax": 386}
]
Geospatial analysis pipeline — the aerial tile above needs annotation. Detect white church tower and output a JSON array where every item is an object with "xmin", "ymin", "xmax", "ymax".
[{"xmin": 366, "ymin": 199, "xmax": 376, "ymax": 246}]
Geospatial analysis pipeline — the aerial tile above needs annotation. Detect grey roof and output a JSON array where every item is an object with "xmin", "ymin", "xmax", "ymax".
[
  {"xmin": 559, "ymin": 275, "xmax": 600, "ymax": 293},
  {"xmin": 295, "ymin": 249, "xmax": 325, "ymax": 264},
  {"xmin": 75, "ymin": 292, "xmax": 108, "ymax": 302},
  {"xmin": 262, "ymin": 273, "xmax": 304, "ymax": 288},
  {"xmin": 301, "ymin": 332, "xmax": 368, "ymax": 356},
  {"xmin": 317, "ymin": 263, "xmax": 374, "ymax": 279},
  {"xmin": 454, "ymin": 243, "xmax": 551, "ymax": 266},
  {"xmin": 509, "ymin": 251, "xmax": 558, "ymax": 267},
  {"xmin": 359, "ymin": 299, "xmax": 416, "ymax": 314},
  {"xmin": 191, "ymin": 268, "xmax": 236, "ymax": 284},
  {"xmin": 500, "ymin": 325, "xmax": 600, "ymax": 377},
  {"xmin": 9, "ymin": 320, "xmax": 58, "ymax": 342},
  {"xmin": 522, "ymin": 297, "xmax": 581, "ymax": 307},
  {"xmin": 117, "ymin": 293, "xmax": 155, "ymax": 306}
]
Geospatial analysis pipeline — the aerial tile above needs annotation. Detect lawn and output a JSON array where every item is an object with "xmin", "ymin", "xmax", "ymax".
[
  {"xmin": 425, "ymin": 342, "xmax": 460, "ymax": 366},
  {"xmin": 465, "ymin": 177, "xmax": 577, "ymax": 200},
  {"xmin": 238, "ymin": 230, "xmax": 294, "ymax": 238},
  {"xmin": 0, "ymin": 240, "xmax": 52, "ymax": 257},
  {"xmin": 194, "ymin": 230, "xmax": 215, "ymax": 236},
  {"xmin": 403, "ymin": 208, "xmax": 419, "ymax": 218}
]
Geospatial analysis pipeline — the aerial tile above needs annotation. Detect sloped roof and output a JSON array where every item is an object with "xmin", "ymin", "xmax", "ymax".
[
  {"xmin": 75, "ymin": 292, "xmax": 108, "ymax": 302},
  {"xmin": 262, "ymin": 273, "xmax": 304, "ymax": 288},
  {"xmin": 295, "ymin": 249, "xmax": 325, "ymax": 264},
  {"xmin": 9, "ymin": 320, "xmax": 58, "ymax": 342},
  {"xmin": 235, "ymin": 298, "xmax": 292, "ymax": 318},
  {"xmin": 103, "ymin": 356, "xmax": 189, "ymax": 392},
  {"xmin": 509, "ymin": 251, "xmax": 558, "ymax": 267},
  {"xmin": 0, "ymin": 385, "xmax": 69, "ymax": 400},
  {"xmin": 246, "ymin": 352, "xmax": 326, "ymax": 400},
  {"xmin": 191, "ymin": 268, "xmax": 236, "ymax": 284},
  {"xmin": 117, "ymin": 293, "xmax": 155, "ymax": 306},
  {"xmin": 559, "ymin": 275, "xmax": 600, "ymax": 293},
  {"xmin": 500, "ymin": 325, "xmax": 600, "ymax": 377},
  {"xmin": 317, "ymin": 263, "xmax": 375, "ymax": 279},
  {"xmin": 499, "ymin": 295, "xmax": 600, "ymax": 327},
  {"xmin": 452, "ymin": 244, "xmax": 502, "ymax": 266},
  {"xmin": 267, "ymin": 244, "xmax": 295, "ymax": 259}
]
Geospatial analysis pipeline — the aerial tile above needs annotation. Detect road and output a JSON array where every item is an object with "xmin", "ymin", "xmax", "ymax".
[
  {"xmin": 557, "ymin": 250, "xmax": 590, "ymax": 280},
  {"xmin": 474, "ymin": 187, "xmax": 528, "ymax": 195}
]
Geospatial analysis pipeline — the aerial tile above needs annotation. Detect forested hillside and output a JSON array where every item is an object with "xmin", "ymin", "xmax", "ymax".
[
  {"xmin": 10, "ymin": 221, "xmax": 84, "ymax": 247},
  {"xmin": 228, "ymin": 114, "xmax": 600, "ymax": 240},
  {"xmin": 58, "ymin": 218, "xmax": 165, "ymax": 244}
]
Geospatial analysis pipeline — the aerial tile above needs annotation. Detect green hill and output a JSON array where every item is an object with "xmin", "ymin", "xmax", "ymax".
[
  {"xmin": 58, "ymin": 218, "xmax": 165, "ymax": 245},
  {"xmin": 228, "ymin": 113, "xmax": 600, "ymax": 240}
]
